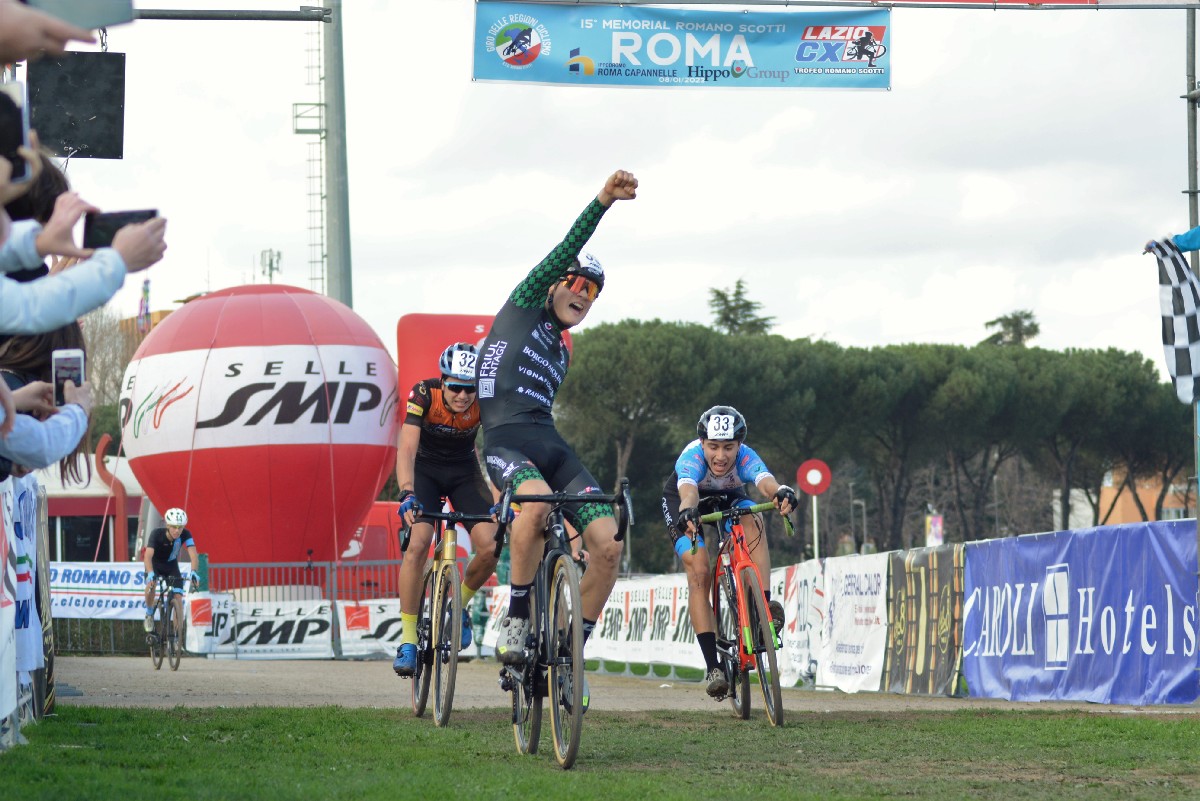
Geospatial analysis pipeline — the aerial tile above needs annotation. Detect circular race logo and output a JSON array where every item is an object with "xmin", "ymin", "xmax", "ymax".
[{"xmin": 496, "ymin": 22, "xmax": 544, "ymax": 67}]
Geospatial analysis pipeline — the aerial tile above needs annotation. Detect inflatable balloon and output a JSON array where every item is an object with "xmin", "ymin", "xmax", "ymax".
[{"xmin": 119, "ymin": 285, "xmax": 399, "ymax": 564}]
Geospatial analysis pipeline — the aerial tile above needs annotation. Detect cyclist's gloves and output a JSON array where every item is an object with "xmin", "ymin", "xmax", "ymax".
[
  {"xmin": 189, "ymin": 575, "xmax": 200, "ymax": 592},
  {"xmin": 489, "ymin": 501, "xmax": 517, "ymax": 524},
  {"xmin": 677, "ymin": 506, "xmax": 701, "ymax": 534},
  {"xmin": 397, "ymin": 490, "xmax": 422, "ymax": 519},
  {"xmin": 775, "ymin": 485, "xmax": 798, "ymax": 512}
]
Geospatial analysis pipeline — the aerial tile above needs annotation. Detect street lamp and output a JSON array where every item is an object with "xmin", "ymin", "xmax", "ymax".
[{"xmin": 853, "ymin": 499, "xmax": 867, "ymax": 552}]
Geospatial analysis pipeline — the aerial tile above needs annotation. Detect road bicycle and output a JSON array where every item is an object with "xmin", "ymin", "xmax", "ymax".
[
  {"xmin": 401, "ymin": 506, "xmax": 494, "ymax": 727},
  {"xmin": 493, "ymin": 478, "xmax": 633, "ymax": 769},
  {"xmin": 693, "ymin": 500, "xmax": 793, "ymax": 726},
  {"xmin": 146, "ymin": 575, "xmax": 189, "ymax": 671}
]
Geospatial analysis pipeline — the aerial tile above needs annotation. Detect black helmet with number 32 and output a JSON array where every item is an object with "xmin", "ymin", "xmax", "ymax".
[{"xmin": 697, "ymin": 405, "xmax": 747, "ymax": 442}]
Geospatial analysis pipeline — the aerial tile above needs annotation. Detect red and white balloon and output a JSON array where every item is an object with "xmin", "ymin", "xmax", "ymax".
[{"xmin": 119, "ymin": 285, "xmax": 399, "ymax": 564}]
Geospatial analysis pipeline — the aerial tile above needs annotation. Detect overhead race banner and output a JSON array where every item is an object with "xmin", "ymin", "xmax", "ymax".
[
  {"xmin": 473, "ymin": 2, "xmax": 890, "ymax": 90},
  {"xmin": 961, "ymin": 520, "xmax": 1198, "ymax": 705}
]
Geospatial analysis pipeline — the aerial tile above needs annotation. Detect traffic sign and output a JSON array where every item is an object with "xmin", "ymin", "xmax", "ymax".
[{"xmin": 796, "ymin": 459, "xmax": 831, "ymax": 495}]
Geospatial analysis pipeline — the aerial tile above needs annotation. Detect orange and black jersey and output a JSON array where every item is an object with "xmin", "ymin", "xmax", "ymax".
[{"xmin": 404, "ymin": 378, "xmax": 482, "ymax": 464}]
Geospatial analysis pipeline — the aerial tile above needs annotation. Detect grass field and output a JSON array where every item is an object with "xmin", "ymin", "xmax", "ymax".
[{"xmin": 3, "ymin": 705, "xmax": 1199, "ymax": 801}]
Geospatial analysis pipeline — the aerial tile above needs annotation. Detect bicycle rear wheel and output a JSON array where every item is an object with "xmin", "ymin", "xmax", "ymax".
[
  {"xmin": 433, "ymin": 564, "xmax": 461, "ymax": 727},
  {"xmin": 411, "ymin": 567, "xmax": 435, "ymax": 717},
  {"xmin": 547, "ymin": 554, "xmax": 584, "ymax": 769},
  {"xmin": 741, "ymin": 568, "xmax": 783, "ymax": 726},
  {"xmin": 167, "ymin": 598, "xmax": 182, "ymax": 671},
  {"xmin": 712, "ymin": 568, "xmax": 749, "ymax": 719},
  {"xmin": 510, "ymin": 665, "xmax": 543, "ymax": 755},
  {"xmin": 149, "ymin": 601, "xmax": 164, "ymax": 670}
]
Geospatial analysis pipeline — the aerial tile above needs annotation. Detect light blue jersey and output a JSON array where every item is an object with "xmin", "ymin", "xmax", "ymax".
[{"xmin": 674, "ymin": 439, "xmax": 773, "ymax": 491}]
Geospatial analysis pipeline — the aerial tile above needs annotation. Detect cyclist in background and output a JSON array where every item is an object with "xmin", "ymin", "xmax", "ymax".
[
  {"xmin": 142, "ymin": 507, "xmax": 199, "ymax": 633},
  {"xmin": 392, "ymin": 342, "xmax": 500, "ymax": 677},
  {"xmin": 477, "ymin": 170, "xmax": 638, "ymax": 701},
  {"xmin": 661, "ymin": 406, "xmax": 797, "ymax": 698}
]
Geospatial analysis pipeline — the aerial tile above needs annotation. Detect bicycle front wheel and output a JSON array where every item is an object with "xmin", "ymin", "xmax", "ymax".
[
  {"xmin": 167, "ymin": 598, "xmax": 183, "ymax": 671},
  {"xmin": 742, "ymin": 568, "xmax": 783, "ymax": 726},
  {"xmin": 433, "ymin": 563, "xmax": 461, "ymax": 727},
  {"xmin": 712, "ymin": 568, "xmax": 749, "ymax": 719},
  {"xmin": 411, "ymin": 566, "xmax": 434, "ymax": 717},
  {"xmin": 150, "ymin": 603, "xmax": 164, "ymax": 670},
  {"xmin": 547, "ymin": 554, "xmax": 584, "ymax": 769}
]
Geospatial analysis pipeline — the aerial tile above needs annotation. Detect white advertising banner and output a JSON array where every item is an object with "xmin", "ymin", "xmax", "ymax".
[
  {"xmin": 1, "ymin": 479, "xmax": 18, "ymax": 723},
  {"xmin": 184, "ymin": 595, "xmax": 333, "ymax": 659},
  {"xmin": 49, "ymin": 562, "xmax": 192, "ymax": 620},
  {"xmin": 816, "ymin": 552, "xmax": 889, "ymax": 692},
  {"xmin": 769, "ymin": 560, "xmax": 826, "ymax": 688},
  {"xmin": 588, "ymin": 574, "xmax": 700, "ymax": 669},
  {"xmin": 336, "ymin": 599, "xmax": 402, "ymax": 657},
  {"xmin": 481, "ymin": 585, "xmax": 511, "ymax": 650}
]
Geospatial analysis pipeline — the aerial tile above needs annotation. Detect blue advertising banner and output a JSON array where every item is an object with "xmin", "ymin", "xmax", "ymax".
[
  {"xmin": 472, "ymin": 2, "xmax": 890, "ymax": 90},
  {"xmin": 961, "ymin": 521, "xmax": 1198, "ymax": 705}
]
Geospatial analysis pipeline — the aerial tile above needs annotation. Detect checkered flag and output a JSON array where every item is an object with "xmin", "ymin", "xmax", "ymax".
[{"xmin": 1147, "ymin": 236, "xmax": 1200, "ymax": 404}]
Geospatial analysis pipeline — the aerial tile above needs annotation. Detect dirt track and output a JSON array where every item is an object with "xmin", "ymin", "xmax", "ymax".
[{"xmin": 51, "ymin": 656, "xmax": 1187, "ymax": 715}]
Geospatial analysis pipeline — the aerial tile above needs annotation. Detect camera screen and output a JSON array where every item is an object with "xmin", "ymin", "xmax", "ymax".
[
  {"xmin": 83, "ymin": 209, "xmax": 158, "ymax": 249},
  {"xmin": 54, "ymin": 356, "xmax": 83, "ymax": 406}
]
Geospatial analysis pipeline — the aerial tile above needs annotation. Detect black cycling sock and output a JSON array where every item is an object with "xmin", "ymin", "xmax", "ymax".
[
  {"xmin": 508, "ymin": 583, "xmax": 533, "ymax": 619},
  {"xmin": 697, "ymin": 632, "xmax": 719, "ymax": 672},
  {"xmin": 582, "ymin": 618, "xmax": 596, "ymax": 645}
]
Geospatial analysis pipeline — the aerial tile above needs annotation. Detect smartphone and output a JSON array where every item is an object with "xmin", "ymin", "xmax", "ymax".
[
  {"xmin": 0, "ymin": 82, "xmax": 31, "ymax": 184},
  {"xmin": 52, "ymin": 348, "xmax": 85, "ymax": 406},
  {"xmin": 25, "ymin": 0, "xmax": 135, "ymax": 29},
  {"xmin": 83, "ymin": 209, "xmax": 158, "ymax": 249}
]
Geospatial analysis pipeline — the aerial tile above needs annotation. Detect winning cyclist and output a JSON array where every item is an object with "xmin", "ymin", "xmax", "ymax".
[
  {"xmin": 392, "ymin": 342, "xmax": 500, "ymax": 677},
  {"xmin": 661, "ymin": 406, "xmax": 797, "ymax": 699},
  {"xmin": 477, "ymin": 170, "xmax": 638, "ymax": 705},
  {"xmin": 142, "ymin": 507, "xmax": 199, "ymax": 633}
]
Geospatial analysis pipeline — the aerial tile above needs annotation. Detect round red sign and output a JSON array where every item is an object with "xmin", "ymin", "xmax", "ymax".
[{"xmin": 795, "ymin": 459, "xmax": 832, "ymax": 495}]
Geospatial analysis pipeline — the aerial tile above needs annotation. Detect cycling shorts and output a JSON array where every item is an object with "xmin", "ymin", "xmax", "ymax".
[
  {"xmin": 483, "ymin": 423, "xmax": 613, "ymax": 532},
  {"xmin": 413, "ymin": 457, "xmax": 494, "ymax": 530},
  {"xmin": 661, "ymin": 472, "xmax": 754, "ymax": 556}
]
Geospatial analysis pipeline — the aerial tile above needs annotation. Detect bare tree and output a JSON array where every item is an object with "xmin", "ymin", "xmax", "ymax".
[{"xmin": 80, "ymin": 304, "xmax": 142, "ymax": 408}]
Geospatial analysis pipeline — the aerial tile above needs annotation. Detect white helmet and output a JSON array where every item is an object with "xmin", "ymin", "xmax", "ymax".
[{"xmin": 164, "ymin": 507, "xmax": 188, "ymax": 527}]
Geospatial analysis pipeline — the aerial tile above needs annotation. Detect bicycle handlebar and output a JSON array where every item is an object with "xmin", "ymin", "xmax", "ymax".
[
  {"xmin": 492, "ymin": 477, "xmax": 635, "ymax": 558},
  {"xmin": 689, "ymin": 500, "xmax": 796, "ymax": 555},
  {"xmin": 398, "ymin": 508, "xmax": 495, "ymax": 553}
]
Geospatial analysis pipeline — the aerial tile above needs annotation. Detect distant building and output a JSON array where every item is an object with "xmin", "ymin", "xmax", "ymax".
[{"xmin": 36, "ymin": 456, "xmax": 143, "ymax": 562}]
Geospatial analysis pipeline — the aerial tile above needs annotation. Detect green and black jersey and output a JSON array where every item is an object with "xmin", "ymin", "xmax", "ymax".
[{"xmin": 476, "ymin": 197, "xmax": 608, "ymax": 432}]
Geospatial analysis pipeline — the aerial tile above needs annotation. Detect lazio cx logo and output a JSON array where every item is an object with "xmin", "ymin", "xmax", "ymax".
[{"xmin": 485, "ymin": 14, "xmax": 552, "ymax": 69}]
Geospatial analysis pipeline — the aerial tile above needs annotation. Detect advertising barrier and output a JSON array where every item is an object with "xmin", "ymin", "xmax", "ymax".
[
  {"xmin": 882, "ymin": 545, "xmax": 963, "ymax": 695},
  {"xmin": 473, "ymin": 2, "xmax": 891, "ymax": 90},
  {"xmin": 1, "ymin": 479, "xmax": 18, "ymax": 738},
  {"xmin": 770, "ymin": 560, "xmax": 824, "ymax": 687},
  {"xmin": 961, "ymin": 520, "xmax": 1198, "ymax": 705},
  {"xmin": 815, "ymin": 552, "xmax": 889, "ymax": 692},
  {"xmin": 336, "ymin": 599, "xmax": 402, "ymax": 657},
  {"xmin": 184, "ymin": 594, "xmax": 334, "ymax": 660},
  {"xmin": 49, "ymin": 562, "xmax": 191, "ymax": 619}
]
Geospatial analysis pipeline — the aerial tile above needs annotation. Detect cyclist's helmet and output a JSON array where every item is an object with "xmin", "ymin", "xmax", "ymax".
[
  {"xmin": 697, "ymin": 405, "xmax": 747, "ymax": 442},
  {"xmin": 563, "ymin": 251, "xmax": 604, "ymax": 295},
  {"xmin": 164, "ymin": 507, "xmax": 188, "ymax": 527},
  {"xmin": 438, "ymin": 342, "xmax": 478, "ymax": 382}
]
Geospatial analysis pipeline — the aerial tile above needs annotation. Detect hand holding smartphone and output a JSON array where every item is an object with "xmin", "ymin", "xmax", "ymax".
[
  {"xmin": 0, "ymin": 82, "xmax": 31, "ymax": 185},
  {"xmin": 52, "ymin": 348, "xmax": 85, "ymax": 406},
  {"xmin": 83, "ymin": 209, "xmax": 158, "ymax": 249}
]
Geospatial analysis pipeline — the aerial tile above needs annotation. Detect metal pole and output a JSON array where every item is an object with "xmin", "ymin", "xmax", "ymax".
[
  {"xmin": 324, "ymin": 0, "xmax": 353, "ymax": 307},
  {"xmin": 848, "ymin": 480, "xmax": 856, "ymax": 551},
  {"xmin": 135, "ymin": 8, "xmax": 328, "ymax": 22},
  {"xmin": 811, "ymin": 495, "xmax": 819, "ymax": 560}
]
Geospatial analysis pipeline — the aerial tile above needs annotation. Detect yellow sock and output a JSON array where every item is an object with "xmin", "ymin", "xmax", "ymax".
[
  {"xmin": 460, "ymin": 586, "xmax": 478, "ymax": 606},
  {"xmin": 400, "ymin": 612, "xmax": 419, "ymax": 646}
]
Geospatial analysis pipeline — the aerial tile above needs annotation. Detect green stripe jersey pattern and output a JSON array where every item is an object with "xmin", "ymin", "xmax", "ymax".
[{"xmin": 508, "ymin": 198, "xmax": 608, "ymax": 309}]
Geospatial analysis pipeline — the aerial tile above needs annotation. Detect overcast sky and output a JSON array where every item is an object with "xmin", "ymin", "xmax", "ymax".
[{"xmin": 48, "ymin": 1, "xmax": 1195, "ymax": 375}]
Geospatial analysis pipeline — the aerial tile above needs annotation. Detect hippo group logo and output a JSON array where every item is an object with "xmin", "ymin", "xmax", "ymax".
[{"xmin": 485, "ymin": 14, "xmax": 552, "ymax": 69}]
